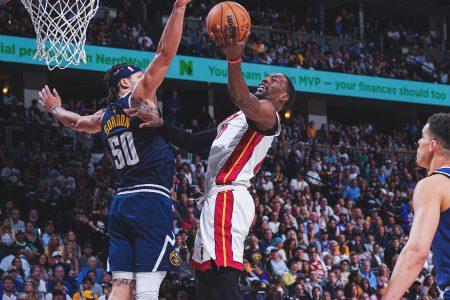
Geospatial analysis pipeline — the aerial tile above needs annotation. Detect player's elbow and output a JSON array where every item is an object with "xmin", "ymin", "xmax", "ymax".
[
  {"xmin": 404, "ymin": 243, "xmax": 429, "ymax": 262},
  {"xmin": 156, "ymin": 43, "xmax": 170, "ymax": 59}
]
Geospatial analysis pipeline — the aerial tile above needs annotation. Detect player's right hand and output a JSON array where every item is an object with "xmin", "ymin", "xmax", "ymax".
[
  {"xmin": 39, "ymin": 85, "xmax": 62, "ymax": 112},
  {"xmin": 123, "ymin": 108, "xmax": 164, "ymax": 128}
]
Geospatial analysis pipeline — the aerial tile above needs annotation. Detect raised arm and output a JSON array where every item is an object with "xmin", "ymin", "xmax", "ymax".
[
  {"xmin": 123, "ymin": 108, "xmax": 216, "ymax": 152},
  {"xmin": 130, "ymin": 0, "xmax": 191, "ymax": 109},
  {"xmin": 39, "ymin": 85, "xmax": 102, "ymax": 133},
  {"xmin": 210, "ymin": 25, "xmax": 276, "ymax": 130}
]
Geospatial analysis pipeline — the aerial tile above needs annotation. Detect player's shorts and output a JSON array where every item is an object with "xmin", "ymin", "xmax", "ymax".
[
  {"xmin": 108, "ymin": 184, "xmax": 179, "ymax": 273},
  {"xmin": 190, "ymin": 185, "xmax": 255, "ymax": 271}
]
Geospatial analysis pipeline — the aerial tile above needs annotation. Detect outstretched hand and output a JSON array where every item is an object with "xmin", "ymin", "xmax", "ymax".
[
  {"xmin": 209, "ymin": 24, "xmax": 251, "ymax": 60},
  {"xmin": 123, "ymin": 108, "xmax": 164, "ymax": 128},
  {"xmin": 38, "ymin": 85, "xmax": 61, "ymax": 112}
]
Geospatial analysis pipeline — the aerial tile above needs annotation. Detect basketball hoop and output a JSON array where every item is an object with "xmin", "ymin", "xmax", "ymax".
[{"xmin": 21, "ymin": 0, "xmax": 100, "ymax": 70}]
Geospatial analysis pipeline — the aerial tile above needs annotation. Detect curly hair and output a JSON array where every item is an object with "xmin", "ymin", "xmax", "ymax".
[{"xmin": 100, "ymin": 63, "xmax": 130, "ymax": 106}]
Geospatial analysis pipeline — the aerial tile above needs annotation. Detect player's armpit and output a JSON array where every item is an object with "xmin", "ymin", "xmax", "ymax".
[{"xmin": 237, "ymin": 98, "xmax": 277, "ymax": 131}]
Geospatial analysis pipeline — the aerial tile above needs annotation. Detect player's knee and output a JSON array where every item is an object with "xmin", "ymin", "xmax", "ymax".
[{"xmin": 135, "ymin": 271, "xmax": 166, "ymax": 300}]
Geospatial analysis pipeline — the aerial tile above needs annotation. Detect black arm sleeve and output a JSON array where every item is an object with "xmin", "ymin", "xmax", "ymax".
[{"xmin": 159, "ymin": 122, "xmax": 217, "ymax": 153}]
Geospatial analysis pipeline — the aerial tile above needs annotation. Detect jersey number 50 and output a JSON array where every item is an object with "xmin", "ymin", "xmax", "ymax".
[{"xmin": 108, "ymin": 132, "xmax": 139, "ymax": 170}]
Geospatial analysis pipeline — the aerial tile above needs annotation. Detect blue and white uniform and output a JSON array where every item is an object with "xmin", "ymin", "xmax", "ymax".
[{"xmin": 101, "ymin": 92, "xmax": 178, "ymax": 273}]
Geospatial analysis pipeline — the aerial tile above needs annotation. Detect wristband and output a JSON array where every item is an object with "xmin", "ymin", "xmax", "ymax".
[
  {"xmin": 227, "ymin": 58, "xmax": 242, "ymax": 64},
  {"xmin": 51, "ymin": 104, "xmax": 60, "ymax": 112}
]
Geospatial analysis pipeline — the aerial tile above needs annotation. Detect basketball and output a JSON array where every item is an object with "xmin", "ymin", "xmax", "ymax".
[{"xmin": 206, "ymin": 1, "xmax": 251, "ymax": 42}]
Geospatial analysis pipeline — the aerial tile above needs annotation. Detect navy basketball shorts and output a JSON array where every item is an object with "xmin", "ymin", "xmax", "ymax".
[{"xmin": 108, "ymin": 188, "xmax": 179, "ymax": 273}]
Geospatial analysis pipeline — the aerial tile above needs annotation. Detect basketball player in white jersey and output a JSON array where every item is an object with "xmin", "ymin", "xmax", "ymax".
[{"xmin": 125, "ymin": 24, "xmax": 296, "ymax": 300}]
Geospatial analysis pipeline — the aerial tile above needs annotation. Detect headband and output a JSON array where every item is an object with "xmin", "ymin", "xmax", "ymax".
[{"xmin": 111, "ymin": 65, "xmax": 142, "ymax": 87}]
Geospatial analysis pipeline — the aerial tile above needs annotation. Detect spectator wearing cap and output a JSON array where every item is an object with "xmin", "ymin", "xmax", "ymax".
[
  {"xmin": 271, "ymin": 237, "xmax": 287, "ymax": 261},
  {"xmin": 10, "ymin": 209, "xmax": 25, "ymax": 233},
  {"xmin": 262, "ymin": 172, "xmax": 274, "ymax": 191},
  {"xmin": 77, "ymin": 257, "xmax": 101, "ymax": 287},
  {"xmin": 383, "ymin": 160, "xmax": 394, "ymax": 177},
  {"xmin": 270, "ymin": 248, "xmax": 288, "ymax": 276},
  {"xmin": 6, "ymin": 266, "xmax": 23, "ymax": 293},
  {"xmin": 0, "ymin": 275, "xmax": 16, "ymax": 300}
]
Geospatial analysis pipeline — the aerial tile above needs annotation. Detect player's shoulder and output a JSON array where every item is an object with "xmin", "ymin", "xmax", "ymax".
[{"xmin": 416, "ymin": 173, "xmax": 449, "ymax": 193}]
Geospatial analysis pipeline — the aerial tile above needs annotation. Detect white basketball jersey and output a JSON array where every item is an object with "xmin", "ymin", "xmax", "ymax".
[{"xmin": 205, "ymin": 111, "xmax": 280, "ymax": 190}]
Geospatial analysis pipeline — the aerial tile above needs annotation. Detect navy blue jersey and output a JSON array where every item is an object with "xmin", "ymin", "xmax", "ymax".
[
  {"xmin": 100, "ymin": 93, "xmax": 174, "ymax": 190},
  {"xmin": 431, "ymin": 166, "xmax": 450, "ymax": 289}
]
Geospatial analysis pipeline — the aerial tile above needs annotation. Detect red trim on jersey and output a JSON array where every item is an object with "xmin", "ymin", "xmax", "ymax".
[
  {"xmin": 214, "ymin": 192, "xmax": 225, "ymax": 266},
  {"xmin": 253, "ymin": 158, "xmax": 265, "ymax": 175},
  {"xmin": 189, "ymin": 258, "xmax": 211, "ymax": 271},
  {"xmin": 215, "ymin": 128, "xmax": 264, "ymax": 185},
  {"xmin": 223, "ymin": 190, "xmax": 234, "ymax": 267},
  {"xmin": 189, "ymin": 257, "xmax": 244, "ymax": 271},
  {"xmin": 213, "ymin": 191, "xmax": 236, "ymax": 268}
]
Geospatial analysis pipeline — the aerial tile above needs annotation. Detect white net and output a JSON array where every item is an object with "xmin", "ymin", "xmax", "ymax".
[{"xmin": 21, "ymin": 0, "xmax": 100, "ymax": 70}]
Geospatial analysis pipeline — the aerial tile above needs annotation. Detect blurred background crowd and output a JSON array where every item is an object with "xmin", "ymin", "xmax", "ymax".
[{"xmin": 1, "ymin": 0, "xmax": 450, "ymax": 84}]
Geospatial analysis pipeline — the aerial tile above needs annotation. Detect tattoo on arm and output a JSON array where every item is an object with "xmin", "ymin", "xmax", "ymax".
[
  {"xmin": 112, "ymin": 278, "xmax": 134, "ymax": 286},
  {"xmin": 131, "ymin": 97, "xmax": 159, "ymax": 115}
]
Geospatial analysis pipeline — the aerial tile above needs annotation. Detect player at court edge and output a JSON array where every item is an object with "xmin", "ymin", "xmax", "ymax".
[
  {"xmin": 124, "ymin": 23, "xmax": 296, "ymax": 300},
  {"xmin": 37, "ymin": 0, "xmax": 191, "ymax": 299},
  {"xmin": 383, "ymin": 113, "xmax": 450, "ymax": 299}
]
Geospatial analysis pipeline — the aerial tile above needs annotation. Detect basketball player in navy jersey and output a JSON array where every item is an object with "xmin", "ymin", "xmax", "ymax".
[
  {"xmin": 383, "ymin": 113, "xmax": 450, "ymax": 299},
  {"xmin": 38, "ymin": 0, "xmax": 190, "ymax": 299}
]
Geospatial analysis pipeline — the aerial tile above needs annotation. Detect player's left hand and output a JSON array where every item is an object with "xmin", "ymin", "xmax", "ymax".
[
  {"xmin": 124, "ymin": 108, "xmax": 164, "ymax": 128},
  {"xmin": 39, "ymin": 85, "xmax": 62, "ymax": 112},
  {"xmin": 174, "ymin": 0, "xmax": 191, "ymax": 8},
  {"xmin": 209, "ymin": 24, "xmax": 251, "ymax": 61}
]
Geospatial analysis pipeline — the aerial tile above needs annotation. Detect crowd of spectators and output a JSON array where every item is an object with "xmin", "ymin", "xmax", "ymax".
[
  {"xmin": 1, "ymin": 0, "xmax": 450, "ymax": 84},
  {"xmin": 0, "ymin": 91, "xmax": 443, "ymax": 300}
]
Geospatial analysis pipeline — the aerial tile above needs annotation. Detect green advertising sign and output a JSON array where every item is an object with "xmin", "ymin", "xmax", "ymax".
[{"xmin": 1, "ymin": 35, "xmax": 450, "ymax": 106}]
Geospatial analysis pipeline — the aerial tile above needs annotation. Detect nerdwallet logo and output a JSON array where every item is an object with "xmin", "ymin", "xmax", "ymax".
[{"xmin": 179, "ymin": 59, "xmax": 193, "ymax": 76}]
